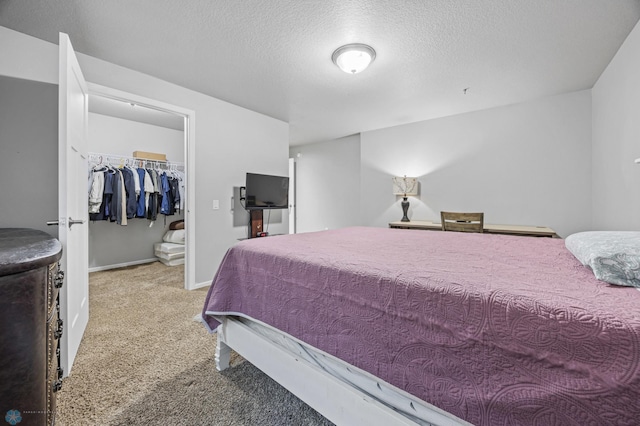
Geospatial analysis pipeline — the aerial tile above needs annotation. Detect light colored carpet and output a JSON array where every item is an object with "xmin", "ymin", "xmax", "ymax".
[{"xmin": 56, "ymin": 261, "xmax": 334, "ymax": 425}]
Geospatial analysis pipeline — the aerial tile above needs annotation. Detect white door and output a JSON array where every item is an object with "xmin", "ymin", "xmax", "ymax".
[{"xmin": 58, "ymin": 33, "xmax": 89, "ymax": 376}]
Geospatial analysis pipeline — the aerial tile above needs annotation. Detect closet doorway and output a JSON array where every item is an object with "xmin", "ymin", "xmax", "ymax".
[{"xmin": 86, "ymin": 83, "xmax": 196, "ymax": 290}]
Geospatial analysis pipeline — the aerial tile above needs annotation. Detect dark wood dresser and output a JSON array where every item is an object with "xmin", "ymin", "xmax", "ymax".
[{"xmin": 0, "ymin": 228, "xmax": 64, "ymax": 426}]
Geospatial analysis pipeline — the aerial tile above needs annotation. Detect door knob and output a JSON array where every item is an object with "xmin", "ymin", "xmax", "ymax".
[
  {"xmin": 47, "ymin": 218, "xmax": 84, "ymax": 228},
  {"xmin": 68, "ymin": 217, "xmax": 85, "ymax": 228}
]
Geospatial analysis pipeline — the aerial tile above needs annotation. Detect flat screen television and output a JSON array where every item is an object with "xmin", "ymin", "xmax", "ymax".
[{"xmin": 244, "ymin": 173, "xmax": 289, "ymax": 210}]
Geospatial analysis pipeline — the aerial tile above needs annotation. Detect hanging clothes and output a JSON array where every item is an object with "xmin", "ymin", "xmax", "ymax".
[
  {"xmin": 106, "ymin": 169, "xmax": 120, "ymax": 224},
  {"xmin": 120, "ymin": 167, "xmax": 137, "ymax": 219},
  {"xmin": 169, "ymin": 175, "xmax": 180, "ymax": 214},
  {"xmin": 160, "ymin": 172, "xmax": 173, "ymax": 215},
  {"xmin": 88, "ymin": 169, "xmax": 105, "ymax": 214},
  {"xmin": 146, "ymin": 168, "xmax": 159, "ymax": 221},
  {"xmin": 143, "ymin": 169, "xmax": 154, "ymax": 218},
  {"xmin": 87, "ymin": 154, "xmax": 185, "ymax": 225},
  {"xmin": 136, "ymin": 167, "xmax": 147, "ymax": 217},
  {"xmin": 175, "ymin": 170, "xmax": 185, "ymax": 212},
  {"xmin": 111, "ymin": 169, "xmax": 127, "ymax": 225},
  {"xmin": 90, "ymin": 168, "xmax": 115, "ymax": 221},
  {"xmin": 104, "ymin": 170, "xmax": 115, "ymax": 220},
  {"xmin": 131, "ymin": 165, "xmax": 140, "ymax": 200}
]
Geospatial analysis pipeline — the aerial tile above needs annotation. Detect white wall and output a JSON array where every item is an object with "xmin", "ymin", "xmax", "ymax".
[
  {"xmin": 360, "ymin": 91, "xmax": 592, "ymax": 238},
  {"xmin": 592, "ymin": 20, "xmax": 640, "ymax": 231},
  {"xmin": 290, "ymin": 18, "xmax": 640, "ymax": 238},
  {"xmin": 0, "ymin": 26, "xmax": 289, "ymax": 286},
  {"xmin": 0, "ymin": 27, "xmax": 57, "ymax": 84},
  {"xmin": 87, "ymin": 113, "xmax": 184, "ymax": 269},
  {"xmin": 0, "ymin": 76, "xmax": 58, "ymax": 237},
  {"xmin": 89, "ymin": 113, "xmax": 184, "ymax": 160},
  {"xmin": 292, "ymin": 91, "xmax": 592, "ymax": 238},
  {"xmin": 77, "ymin": 62, "xmax": 289, "ymax": 287},
  {"xmin": 289, "ymin": 134, "xmax": 361, "ymax": 233}
]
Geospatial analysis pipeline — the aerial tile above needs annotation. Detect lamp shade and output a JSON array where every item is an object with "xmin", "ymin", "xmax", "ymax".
[
  {"xmin": 392, "ymin": 176, "xmax": 418, "ymax": 196},
  {"xmin": 332, "ymin": 43, "xmax": 376, "ymax": 74}
]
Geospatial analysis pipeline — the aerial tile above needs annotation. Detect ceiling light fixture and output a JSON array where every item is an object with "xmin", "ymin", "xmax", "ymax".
[{"xmin": 331, "ymin": 43, "xmax": 376, "ymax": 74}]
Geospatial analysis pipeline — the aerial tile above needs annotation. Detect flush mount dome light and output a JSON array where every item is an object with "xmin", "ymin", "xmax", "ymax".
[{"xmin": 331, "ymin": 43, "xmax": 376, "ymax": 74}]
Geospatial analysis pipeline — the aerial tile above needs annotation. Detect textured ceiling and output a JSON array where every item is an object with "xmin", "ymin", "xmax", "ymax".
[{"xmin": 1, "ymin": 0, "xmax": 639, "ymax": 145}]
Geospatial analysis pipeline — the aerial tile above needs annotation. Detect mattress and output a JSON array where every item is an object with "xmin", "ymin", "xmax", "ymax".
[{"xmin": 202, "ymin": 227, "xmax": 640, "ymax": 425}]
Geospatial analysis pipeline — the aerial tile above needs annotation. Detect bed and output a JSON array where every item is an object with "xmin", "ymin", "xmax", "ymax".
[{"xmin": 201, "ymin": 227, "xmax": 640, "ymax": 425}]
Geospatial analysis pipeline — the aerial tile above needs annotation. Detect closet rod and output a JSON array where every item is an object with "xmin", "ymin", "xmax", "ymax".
[{"xmin": 88, "ymin": 152, "xmax": 184, "ymax": 170}]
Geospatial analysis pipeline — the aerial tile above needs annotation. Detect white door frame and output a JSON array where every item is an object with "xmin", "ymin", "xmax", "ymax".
[
  {"xmin": 87, "ymin": 83, "xmax": 197, "ymax": 290},
  {"xmin": 289, "ymin": 157, "xmax": 296, "ymax": 234}
]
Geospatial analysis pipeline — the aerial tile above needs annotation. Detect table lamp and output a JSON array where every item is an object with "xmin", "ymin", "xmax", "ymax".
[{"xmin": 392, "ymin": 176, "xmax": 418, "ymax": 222}]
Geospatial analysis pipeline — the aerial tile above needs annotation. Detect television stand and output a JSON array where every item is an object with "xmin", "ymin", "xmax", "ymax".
[{"xmin": 249, "ymin": 209, "xmax": 263, "ymax": 238}]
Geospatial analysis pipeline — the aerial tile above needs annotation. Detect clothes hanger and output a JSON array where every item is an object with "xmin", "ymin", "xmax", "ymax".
[
  {"xmin": 91, "ymin": 155, "xmax": 108, "ymax": 172},
  {"xmin": 105, "ymin": 157, "xmax": 116, "ymax": 173}
]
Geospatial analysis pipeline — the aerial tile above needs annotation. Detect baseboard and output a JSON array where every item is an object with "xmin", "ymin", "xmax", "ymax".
[
  {"xmin": 89, "ymin": 258, "xmax": 158, "ymax": 273},
  {"xmin": 193, "ymin": 280, "xmax": 211, "ymax": 290}
]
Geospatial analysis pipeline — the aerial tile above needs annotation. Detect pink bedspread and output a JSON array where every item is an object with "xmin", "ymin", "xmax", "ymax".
[{"xmin": 202, "ymin": 227, "xmax": 640, "ymax": 425}]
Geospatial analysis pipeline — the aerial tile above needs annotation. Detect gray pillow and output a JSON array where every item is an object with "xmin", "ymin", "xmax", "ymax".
[{"xmin": 565, "ymin": 231, "xmax": 640, "ymax": 288}]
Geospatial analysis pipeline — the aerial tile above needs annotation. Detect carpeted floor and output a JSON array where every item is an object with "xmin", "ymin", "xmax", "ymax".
[{"xmin": 56, "ymin": 261, "xmax": 334, "ymax": 425}]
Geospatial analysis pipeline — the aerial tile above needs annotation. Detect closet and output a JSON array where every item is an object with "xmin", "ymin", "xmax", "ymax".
[{"xmin": 87, "ymin": 96, "xmax": 186, "ymax": 273}]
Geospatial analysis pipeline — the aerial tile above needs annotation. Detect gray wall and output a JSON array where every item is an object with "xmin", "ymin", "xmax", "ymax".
[
  {"xmin": 0, "ymin": 76, "xmax": 58, "ymax": 237},
  {"xmin": 87, "ymin": 113, "xmax": 185, "ymax": 269},
  {"xmin": 592, "ymin": 18, "xmax": 640, "ymax": 230},
  {"xmin": 0, "ymin": 26, "xmax": 289, "ymax": 287},
  {"xmin": 290, "ymin": 134, "xmax": 361, "ymax": 233},
  {"xmin": 77, "ymin": 51, "xmax": 290, "ymax": 287},
  {"xmin": 0, "ymin": 82, "xmax": 191, "ymax": 269},
  {"xmin": 360, "ymin": 90, "xmax": 592, "ymax": 238},
  {"xmin": 291, "ymin": 18, "xmax": 640, "ymax": 238},
  {"xmin": 292, "ymin": 90, "xmax": 592, "ymax": 238}
]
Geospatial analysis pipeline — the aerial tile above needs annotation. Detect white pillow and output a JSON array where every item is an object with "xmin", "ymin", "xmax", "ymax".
[
  {"xmin": 565, "ymin": 231, "xmax": 640, "ymax": 288},
  {"xmin": 163, "ymin": 229, "xmax": 185, "ymax": 244}
]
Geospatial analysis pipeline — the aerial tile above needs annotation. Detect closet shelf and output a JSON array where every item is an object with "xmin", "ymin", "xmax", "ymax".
[{"xmin": 88, "ymin": 151, "xmax": 184, "ymax": 171}]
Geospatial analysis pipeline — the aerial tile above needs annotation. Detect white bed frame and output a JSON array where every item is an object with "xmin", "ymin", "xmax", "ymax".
[{"xmin": 214, "ymin": 316, "xmax": 469, "ymax": 426}]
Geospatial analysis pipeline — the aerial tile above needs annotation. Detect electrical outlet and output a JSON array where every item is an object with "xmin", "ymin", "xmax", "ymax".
[{"xmin": 213, "ymin": 199, "xmax": 219, "ymax": 210}]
